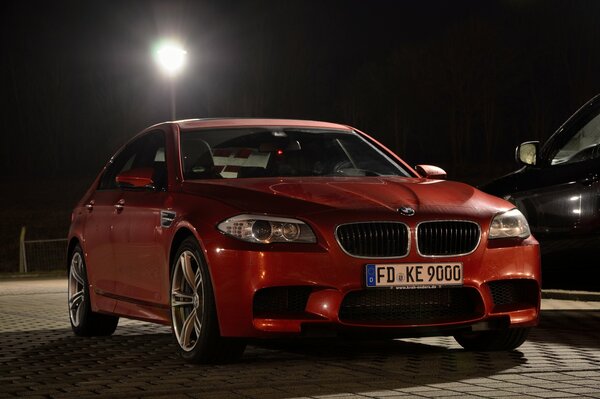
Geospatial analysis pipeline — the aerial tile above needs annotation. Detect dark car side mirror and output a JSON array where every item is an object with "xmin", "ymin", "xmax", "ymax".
[
  {"xmin": 116, "ymin": 167, "xmax": 155, "ymax": 189},
  {"xmin": 415, "ymin": 164, "xmax": 447, "ymax": 179},
  {"xmin": 515, "ymin": 141, "xmax": 539, "ymax": 166}
]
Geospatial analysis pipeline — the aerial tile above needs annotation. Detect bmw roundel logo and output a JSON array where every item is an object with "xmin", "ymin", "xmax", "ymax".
[{"xmin": 398, "ymin": 206, "xmax": 416, "ymax": 216}]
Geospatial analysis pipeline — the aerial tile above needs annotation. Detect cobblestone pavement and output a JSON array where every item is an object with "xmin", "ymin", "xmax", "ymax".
[{"xmin": 1, "ymin": 278, "xmax": 600, "ymax": 399}]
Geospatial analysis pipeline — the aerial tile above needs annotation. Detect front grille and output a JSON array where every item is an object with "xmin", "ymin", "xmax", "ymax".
[
  {"xmin": 417, "ymin": 221, "xmax": 480, "ymax": 256},
  {"xmin": 339, "ymin": 287, "xmax": 481, "ymax": 324},
  {"xmin": 336, "ymin": 222, "xmax": 409, "ymax": 258},
  {"xmin": 253, "ymin": 286, "xmax": 312, "ymax": 317},
  {"xmin": 488, "ymin": 280, "xmax": 538, "ymax": 308}
]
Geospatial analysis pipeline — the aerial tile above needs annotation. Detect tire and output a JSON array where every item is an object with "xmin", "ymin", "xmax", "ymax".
[
  {"xmin": 68, "ymin": 245, "xmax": 119, "ymax": 336},
  {"xmin": 454, "ymin": 327, "xmax": 530, "ymax": 351},
  {"xmin": 170, "ymin": 237, "xmax": 246, "ymax": 363}
]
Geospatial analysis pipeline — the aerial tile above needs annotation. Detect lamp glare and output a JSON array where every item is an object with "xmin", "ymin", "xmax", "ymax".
[{"xmin": 156, "ymin": 42, "xmax": 187, "ymax": 76}]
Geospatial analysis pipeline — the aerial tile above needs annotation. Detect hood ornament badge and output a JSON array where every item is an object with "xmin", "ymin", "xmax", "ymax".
[{"xmin": 398, "ymin": 206, "xmax": 415, "ymax": 216}]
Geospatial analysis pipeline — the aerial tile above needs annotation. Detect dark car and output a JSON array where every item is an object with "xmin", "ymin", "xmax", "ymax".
[{"xmin": 480, "ymin": 95, "xmax": 600, "ymax": 291}]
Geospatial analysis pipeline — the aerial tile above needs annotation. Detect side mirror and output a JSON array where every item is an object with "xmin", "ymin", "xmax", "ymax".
[
  {"xmin": 116, "ymin": 167, "xmax": 155, "ymax": 189},
  {"xmin": 515, "ymin": 141, "xmax": 539, "ymax": 166},
  {"xmin": 415, "ymin": 164, "xmax": 447, "ymax": 179}
]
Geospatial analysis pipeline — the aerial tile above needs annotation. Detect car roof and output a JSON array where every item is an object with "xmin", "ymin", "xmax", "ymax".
[{"xmin": 173, "ymin": 118, "xmax": 353, "ymax": 131}]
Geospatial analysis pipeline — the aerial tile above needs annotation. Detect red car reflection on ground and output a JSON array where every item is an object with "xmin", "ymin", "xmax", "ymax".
[{"xmin": 67, "ymin": 119, "xmax": 540, "ymax": 363}]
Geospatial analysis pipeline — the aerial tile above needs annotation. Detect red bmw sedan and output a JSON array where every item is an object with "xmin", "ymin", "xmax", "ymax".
[{"xmin": 67, "ymin": 118, "xmax": 541, "ymax": 363}]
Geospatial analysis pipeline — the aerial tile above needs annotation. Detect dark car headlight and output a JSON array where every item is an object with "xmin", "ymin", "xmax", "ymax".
[
  {"xmin": 489, "ymin": 209, "xmax": 531, "ymax": 239},
  {"xmin": 217, "ymin": 214, "xmax": 317, "ymax": 244}
]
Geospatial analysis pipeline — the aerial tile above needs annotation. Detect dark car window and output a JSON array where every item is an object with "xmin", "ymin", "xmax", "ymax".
[
  {"xmin": 551, "ymin": 113, "xmax": 600, "ymax": 166},
  {"xmin": 180, "ymin": 128, "xmax": 411, "ymax": 180},
  {"xmin": 98, "ymin": 130, "xmax": 167, "ymax": 190}
]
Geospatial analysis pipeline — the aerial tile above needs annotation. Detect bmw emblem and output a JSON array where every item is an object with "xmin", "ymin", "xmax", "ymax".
[{"xmin": 398, "ymin": 206, "xmax": 415, "ymax": 216}]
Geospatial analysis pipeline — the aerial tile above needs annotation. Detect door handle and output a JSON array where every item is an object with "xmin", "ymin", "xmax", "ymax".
[
  {"xmin": 114, "ymin": 199, "xmax": 125, "ymax": 211},
  {"xmin": 85, "ymin": 200, "xmax": 95, "ymax": 212}
]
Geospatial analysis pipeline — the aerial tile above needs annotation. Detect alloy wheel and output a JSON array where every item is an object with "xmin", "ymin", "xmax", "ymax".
[
  {"xmin": 68, "ymin": 252, "xmax": 86, "ymax": 327},
  {"xmin": 171, "ymin": 250, "xmax": 204, "ymax": 351}
]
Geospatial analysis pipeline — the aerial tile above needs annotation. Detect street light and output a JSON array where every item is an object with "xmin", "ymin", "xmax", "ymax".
[{"xmin": 154, "ymin": 40, "xmax": 187, "ymax": 120}]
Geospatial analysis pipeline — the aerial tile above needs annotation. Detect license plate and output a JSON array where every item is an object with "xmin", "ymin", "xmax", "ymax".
[{"xmin": 365, "ymin": 263, "xmax": 463, "ymax": 288}]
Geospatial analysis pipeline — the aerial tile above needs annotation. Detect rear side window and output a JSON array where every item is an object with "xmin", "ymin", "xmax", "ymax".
[{"xmin": 98, "ymin": 131, "xmax": 167, "ymax": 190}]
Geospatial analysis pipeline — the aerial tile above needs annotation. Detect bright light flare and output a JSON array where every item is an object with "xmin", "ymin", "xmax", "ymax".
[{"xmin": 154, "ymin": 41, "xmax": 187, "ymax": 76}]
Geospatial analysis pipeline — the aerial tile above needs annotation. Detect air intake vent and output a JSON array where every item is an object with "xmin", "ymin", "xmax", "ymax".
[
  {"xmin": 339, "ymin": 287, "xmax": 482, "ymax": 324},
  {"xmin": 488, "ymin": 279, "xmax": 538, "ymax": 308},
  {"xmin": 417, "ymin": 221, "xmax": 480, "ymax": 256},
  {"xmin": 336, "ymin": 222, "xmax": 409, "ymax": 258},
  {"xmin": 253, "ymin": 286, "xmax": 312, "ymax": 318},
  {"xmin": 160, "ymin": 210, "xmax": 176, "ymax": 228}
]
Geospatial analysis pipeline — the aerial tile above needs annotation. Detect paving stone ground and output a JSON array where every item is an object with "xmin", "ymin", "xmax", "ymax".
[{"xmin": 1, "ymin": 278, "xmax": 599, "ymax": 399}]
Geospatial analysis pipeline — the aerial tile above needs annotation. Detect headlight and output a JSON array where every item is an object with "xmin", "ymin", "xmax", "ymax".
[
  {"xmin": 217, "ymin": 214, "xmax": 317, "ymax": 244},
  {"xmin": 489, "ymin": 209, "xmax": 531, "ymax": 239}
]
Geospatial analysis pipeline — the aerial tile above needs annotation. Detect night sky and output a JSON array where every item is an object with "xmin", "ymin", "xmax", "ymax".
[{"xmin": 4, "ymin": 0, "xmax": 600, "ymax": 182}]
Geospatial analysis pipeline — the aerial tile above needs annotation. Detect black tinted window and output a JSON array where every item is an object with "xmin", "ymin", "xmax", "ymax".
[
  {"xmin": 98, "ymin": 131, "xmax": 167, "ymax": 190},
  {"xmin": 550, "ymin": 113, "xmax": 600, "ymax": 165}
]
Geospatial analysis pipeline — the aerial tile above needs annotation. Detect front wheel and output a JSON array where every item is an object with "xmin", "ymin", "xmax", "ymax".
[
  {"xmin": 170, "ymin": 237, "xmax": 246, "ymax": 363},
  {"xmin": 68, "ymin": 245, "xmax": 119, "ymax": 336},
  {"xmin": 454, "ymin": 327, "xmax": 530, "ymax": 351}
]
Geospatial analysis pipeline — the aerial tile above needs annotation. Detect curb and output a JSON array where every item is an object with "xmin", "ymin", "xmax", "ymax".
[
  {"xmin": 0, "ymin": 271, "xmax": 66, "ymax": 281},
  {"xmin": 542, "ymin": 289, "xmax": 600, "ymax": 302}
]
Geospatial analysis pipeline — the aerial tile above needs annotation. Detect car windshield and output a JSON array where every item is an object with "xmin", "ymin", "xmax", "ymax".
[{"xmin": 179, "ymin": 128, "xmax": 411, "ymax": 179}]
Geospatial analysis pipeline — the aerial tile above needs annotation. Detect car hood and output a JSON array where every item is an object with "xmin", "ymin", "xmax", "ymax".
[
  {"xmin": 182, "ymin": 177, "xmax": 511, "ymax": 218},
  {"xmin": 478, "ymin": 167, "xmax": 526, "ymax": 197}
]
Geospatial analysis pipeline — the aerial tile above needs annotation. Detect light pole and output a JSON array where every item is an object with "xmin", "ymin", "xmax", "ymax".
[{"xmin": 154, "ymin": 40, "xmax": 187, "ymax": 120}]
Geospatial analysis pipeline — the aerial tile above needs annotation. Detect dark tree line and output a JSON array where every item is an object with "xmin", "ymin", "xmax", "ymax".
[{"xmin": 4, "ymin": 0, "xmax": 600, "ymax": 183}]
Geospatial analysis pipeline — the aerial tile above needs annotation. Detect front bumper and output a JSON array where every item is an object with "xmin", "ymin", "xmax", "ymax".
[{"xmin": 205, "ymin": 236, "xmax": 541, "ymax": 338}]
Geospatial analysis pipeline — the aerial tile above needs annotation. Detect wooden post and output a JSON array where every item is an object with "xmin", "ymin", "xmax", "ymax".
[{"xmin": 19, "ymin": 226, "xmax": 27, "ymax": 273}]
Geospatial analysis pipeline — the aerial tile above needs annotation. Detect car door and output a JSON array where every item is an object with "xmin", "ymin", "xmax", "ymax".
[
  {"xmin": 511, "ymin": 107, "xmax": 600, "ymax": 252},
  {"xmin": 111, "ymin": 130, "xmax": 171, "ymax": 305},
  {"xmin": 83, "ymin": 142, "xmax": 139, "ymax": 299}
]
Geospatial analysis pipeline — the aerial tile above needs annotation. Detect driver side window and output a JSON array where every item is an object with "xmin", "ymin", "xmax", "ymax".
[
  {"xmin": 98, "ymin": 130, "xmax": 167, "ymax": 190},
  {"xmin": 551, "ymin": 113, "xmax": 600, "ymax": 165}
]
